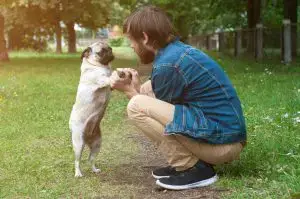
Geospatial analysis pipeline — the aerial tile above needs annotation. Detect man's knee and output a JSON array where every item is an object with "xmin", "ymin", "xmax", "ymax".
[{"xmin": 127, "ymin": 95, "xmax": 147, "ymax": 120}]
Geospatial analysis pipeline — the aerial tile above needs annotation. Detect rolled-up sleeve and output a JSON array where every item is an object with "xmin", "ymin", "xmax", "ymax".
[{"xmin": 151, "ymin": 65, "xmax": 187, "ymax": 104}]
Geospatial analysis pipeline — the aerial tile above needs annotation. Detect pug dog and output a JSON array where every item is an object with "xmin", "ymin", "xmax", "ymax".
[{"xmin": 69, "ymin": 41, "xmax": 115, "ymax": 177}]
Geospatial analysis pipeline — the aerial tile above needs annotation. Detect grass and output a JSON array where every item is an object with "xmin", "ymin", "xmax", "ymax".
[
  {"xmin": 208, "ymin": 52, "xmax": 300, "ymax": 198},
  {"xmin": 0, "ymin": 48, "xmax": 300, "ymax": 198},
  {"xmin": 0, "ymin": 49, "xmax": 140, "ymax": 198}
]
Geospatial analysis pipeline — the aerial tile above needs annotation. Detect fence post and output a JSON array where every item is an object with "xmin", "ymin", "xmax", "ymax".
[
  {"xmin": 187, "ymin": 35, "xmax": 192, "ymax": 47},
  {"xmin": 255, "ymin": 24, "xmax": 263, "ymax": 60},
  {"xmin": 206, "ymin": 35, "xmax": 212, "ymax": 50},
  {"xmin": 218, "ymin": 32, "xmax": 225, "ymax": 52},
  {"xmin": 282, "ymin": 19, "xmax": 292, "ymax": 64},
  {"xmin": 235, "ymin": 28, "xmax": 242, "ymax": 57}
]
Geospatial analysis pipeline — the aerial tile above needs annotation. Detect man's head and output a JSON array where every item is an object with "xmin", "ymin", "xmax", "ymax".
[
  {"xmin": 123, "ymin": 6, "xmax": 177, "ymax": 64},
  {"xmin": 81, "ymin": 41, "xmax": 114, "ymax": 66}
]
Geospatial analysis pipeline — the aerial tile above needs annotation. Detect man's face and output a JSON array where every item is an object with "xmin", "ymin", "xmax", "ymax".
[{"xmin": 127, "ymin": 36, "xmax": 155, "ymax": 65}]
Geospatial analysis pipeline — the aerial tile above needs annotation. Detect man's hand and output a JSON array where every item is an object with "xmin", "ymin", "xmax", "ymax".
[
  {"xmin": 110, "ymin": 70, "xmax": 131, "ymax": 91},
  {"xmin": 110, "ymin": 68, "xmax": 141, "ymax": 99},
  {"xmin": 120, "ymin": 68, "xmax": 141, "ymax": 93}
]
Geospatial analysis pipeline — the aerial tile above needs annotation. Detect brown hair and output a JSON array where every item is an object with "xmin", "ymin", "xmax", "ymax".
[{"xmin": 123, "ymin": 5, "xmax": 177, "ymax": 49}]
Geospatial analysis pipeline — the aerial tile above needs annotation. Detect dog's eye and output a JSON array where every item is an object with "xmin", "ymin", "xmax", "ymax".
[
  {"xmin": 96, "ymin": 51, "xmax": 103, "ymax": 57},
  {"xmin": 97, "ymin": 49, "xmax": 108, "ymax": 57}
]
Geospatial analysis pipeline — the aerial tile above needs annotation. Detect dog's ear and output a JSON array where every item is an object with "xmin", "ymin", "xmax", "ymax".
[{"xmin": 81, "ymin": 47, "xmax": 92, "ymax": 60}]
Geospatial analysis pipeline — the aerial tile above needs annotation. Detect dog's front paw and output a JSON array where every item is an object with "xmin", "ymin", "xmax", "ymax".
[
  {"xmin": 92, "ymin": 167, "xmax": 101, "ymax": 173},
  {"xmin": 75, "ymin": 170, "xmax": 83, "ymax": 177}
]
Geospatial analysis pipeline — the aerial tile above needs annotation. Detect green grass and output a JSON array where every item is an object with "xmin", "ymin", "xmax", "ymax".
[
  {"xmin": 210, "ymin": 52, "xmax": 300, "ymax": 198},
  {"xmin": 0, "ymin": 50, "xmax": 139, "ymax": 198},
  {"xmin": 0, "ymin": 49, "xmax": 300, "ymax": 198}
]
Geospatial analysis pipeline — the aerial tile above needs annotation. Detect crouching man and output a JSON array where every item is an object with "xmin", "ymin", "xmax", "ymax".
[{"xmin": 110, "ymin": 6, "xmax": 247, "ymax": 190}]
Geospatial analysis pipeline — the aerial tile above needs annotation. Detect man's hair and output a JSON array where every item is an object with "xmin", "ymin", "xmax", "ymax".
[{"xmin": 123, "ymin": 5, "xmax": 177, "ymax": 49}]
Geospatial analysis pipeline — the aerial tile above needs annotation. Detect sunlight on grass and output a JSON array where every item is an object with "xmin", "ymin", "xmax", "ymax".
[
  {"xmin": 9, "ymin": 47, "xmax": 137, "ymax": 61},
  {"xmin": 0, "ymin": 52, "xmax": 139, "ymax": 198}
]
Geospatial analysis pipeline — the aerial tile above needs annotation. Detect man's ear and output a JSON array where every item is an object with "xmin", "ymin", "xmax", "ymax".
[
  {"xmin": 142, "ymin": 32, "xmax": 149, "ymax": 45},
  {"xmin": 81, "ymin": 47, "xmax": 92, "ymax": 60}
]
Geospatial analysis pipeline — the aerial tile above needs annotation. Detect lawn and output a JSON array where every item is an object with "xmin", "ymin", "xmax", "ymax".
[{"xmin": 0, "ymin": 48, "xmax": 299, "ymax": 199}]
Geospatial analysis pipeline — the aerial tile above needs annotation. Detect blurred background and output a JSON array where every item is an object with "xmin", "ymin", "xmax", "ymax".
[{"xmin": 0, "ymin": 0, "xmax": 299, "ymax": 61}]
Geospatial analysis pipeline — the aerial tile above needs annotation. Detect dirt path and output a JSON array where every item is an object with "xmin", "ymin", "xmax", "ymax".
[{"xmin": 101, "ymin": 132, "xmax": 227, "ymax": 199}]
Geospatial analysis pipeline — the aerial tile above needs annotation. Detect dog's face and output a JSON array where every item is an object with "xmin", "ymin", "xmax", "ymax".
[{"xmin": 81, "ymin": 41, "xmax": 114, "ymax": 65}]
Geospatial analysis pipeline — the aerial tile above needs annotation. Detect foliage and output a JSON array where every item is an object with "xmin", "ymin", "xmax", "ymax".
[
  {"xmin": 262, "ymin": 0, "xmax": 284, "ymax": 27},
  {"xmin": 118, "ymin": 0, "xmax": 248, "ymax": 37},
  {"xmin": 0, "ymin": 0, "xmax": 112, "ymax": 50},
  {"xmin": 108, "ymin": 37, "xmax": 126, "ymax": 47},
  {"xmin": 118, "ymin": 0, "xmax": 297, "ymax": 37},
  {"xmin": 109, "ymin": 2, "xmax": 131, "ymax": 26},
  {"xmin": 18, "ymin": 28, "xmax": 50, "ymax": 51}
]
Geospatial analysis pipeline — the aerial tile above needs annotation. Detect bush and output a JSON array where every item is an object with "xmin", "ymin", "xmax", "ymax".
[
  {"xmin": 108, "ymin": 37, "xmax": 124, "ymax": 47},
  {"xmin": 8, "ymin": 26, "xmax": 51, "ymax": 52},
  {"xmin": 108, "ymin": 37, "xmax": 125, "ymax": 47}
]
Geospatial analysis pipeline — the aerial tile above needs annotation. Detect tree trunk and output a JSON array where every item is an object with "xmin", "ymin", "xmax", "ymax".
[
  {"xmin": 8, "ymin": 26, "xmax": 23, "ymax": 50},
  {"xmin": 92, "ymin": 30, "xmax": 96, "ymax": 39},
  {"xmin": 55, "ymin": 19, "xmax": 62, "ymax": 54},
  {"xmin": 66, "ymin": 21, "xmax": 76, "ymax": 53},
  {"xmin": 284, "ymin": 0, "xmax": 297, "ymax": 57},
  {"xmin": 0, "ymin": 14, "xmax": 9, "ymax": 61},
  {"xmin": 247, "ymin": 0, "xmax": 261, "ymax": 53},
  {"xmin": 177, "ymin": 16, "xmax": 189, "ymax": 42}
]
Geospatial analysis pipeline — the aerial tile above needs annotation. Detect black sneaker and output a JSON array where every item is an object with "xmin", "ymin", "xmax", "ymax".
[
  {"xmin": 156, "ymin": 164, "xmax": 218, "ymax": 190},
  {"xmin": 152, "ymin": 166, "xmax": 184, "ymax": 179}
]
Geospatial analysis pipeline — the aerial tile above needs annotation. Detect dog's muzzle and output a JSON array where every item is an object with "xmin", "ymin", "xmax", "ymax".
[
  {"xmin": 98, "ymin": 46, "xmax": 114, "ymax": 65},
  {"xmin": 81, "ymin": 46, "xmax": 115, "ymax": 65}
]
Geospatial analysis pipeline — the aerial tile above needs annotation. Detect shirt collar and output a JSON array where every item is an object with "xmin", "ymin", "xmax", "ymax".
[{"xmin": 154, "ymin": 37, "xmax": 180, "ymax": 63}]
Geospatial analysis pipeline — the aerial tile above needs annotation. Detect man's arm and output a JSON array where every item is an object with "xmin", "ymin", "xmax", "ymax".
[
  {"xmin": 140, "ymin": 80, "xmax": 155, "ymax": 98},
  {"xmin": 152, "ymin": 65, "xmax": 187, "ymax": 103}
]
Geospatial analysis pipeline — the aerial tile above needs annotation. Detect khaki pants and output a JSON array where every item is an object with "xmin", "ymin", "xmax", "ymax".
[{"xmin": 127, "ymin": 81, "xmax": 243, "ymax": 171}]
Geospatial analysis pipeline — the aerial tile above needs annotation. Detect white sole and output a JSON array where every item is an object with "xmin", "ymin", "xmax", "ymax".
[
  {"xmin": 156, "ymin": 175, "xmax": 218, "ymax": 190},
  {"xmin": 152, "ymin": 171, "xmax": 170, "ymax": 179}
]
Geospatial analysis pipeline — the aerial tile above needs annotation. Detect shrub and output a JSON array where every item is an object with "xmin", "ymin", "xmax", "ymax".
[{"xmin": 108, "ymin": 37, "xmax": 125, "ymax": 47}]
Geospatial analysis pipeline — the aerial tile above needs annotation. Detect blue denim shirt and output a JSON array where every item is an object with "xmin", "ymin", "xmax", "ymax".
[{"xmin": 151, "ymin": 40, "xmax": 246, "ymax": 144}]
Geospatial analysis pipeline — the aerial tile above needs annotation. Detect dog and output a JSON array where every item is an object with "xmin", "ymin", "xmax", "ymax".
[{"xmin": 69, "ymin": 41, "xmax": 114, "ymax": 177}]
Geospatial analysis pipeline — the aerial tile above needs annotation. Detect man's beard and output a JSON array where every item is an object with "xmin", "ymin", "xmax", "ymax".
[{"xmin": 135, "ymin": 42, "xmax": 155, "ymax": 64}]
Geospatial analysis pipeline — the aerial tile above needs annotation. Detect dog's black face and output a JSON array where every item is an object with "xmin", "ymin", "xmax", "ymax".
[{"xmin": 81, "ymin": 42, "xmax": 114, "ymax": 65}]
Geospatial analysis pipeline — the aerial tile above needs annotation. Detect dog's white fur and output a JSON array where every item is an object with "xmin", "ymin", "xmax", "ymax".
[{"xmin": 69, "ymin": 41, "xmax": 113, "ymax": 177}]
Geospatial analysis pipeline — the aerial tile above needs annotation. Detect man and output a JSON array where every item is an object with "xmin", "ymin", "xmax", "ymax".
[{"xmin": 110, "ymin": 6, "xmax": 246, "ymax": 190}]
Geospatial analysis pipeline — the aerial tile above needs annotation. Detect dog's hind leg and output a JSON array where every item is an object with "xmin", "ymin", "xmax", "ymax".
[
  {"xmin": 72, "ymin": 131, "xmax": 85, "ymax": 177},
  {"xmin": 87, "ymin": 125, "xmax": 101, "ymax": 173}
]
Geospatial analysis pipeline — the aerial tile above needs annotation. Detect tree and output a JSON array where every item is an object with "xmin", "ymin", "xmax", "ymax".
[
  {"xmin": 248, "ymin": 0, "xmax": 262, "ymax": 28},
  {"xmin": 0, "ymin": 13, "xmax": 9, "ymax": 61},
  {"xmin": 247, "ymin": 0, "xmax": 262, "ymax": 52},
  {"xmin": 284, "ymin": 0, "xmax": 298, "ymax": 57},
  {"xmin": 60, "ymin": 0, "xmax": 112, "ymax": 53},
  {"xmin": 2, "ymin": 0, "xmax": 112, "ymax": 53},
  {"xmin": 262, "ymin": 0, "xmax": 284, "ymax": 27},
  {"xmin": 109, "ymin": 2, "xmax": 131, "ymax": 26},
  {"xmin": 119, "ymin": 0, "xmax": 248, "ymax": 39},
  {"xmin": 2, "ymin": 1, "xmax": 55, "ymax": 51},
  {"xmin": 206, "ymin": 0, "xmax": 247, "ymax": 30},
  {"xmin": 54, "ymin": 14, "xmax": 62, "ymax": 53}
]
